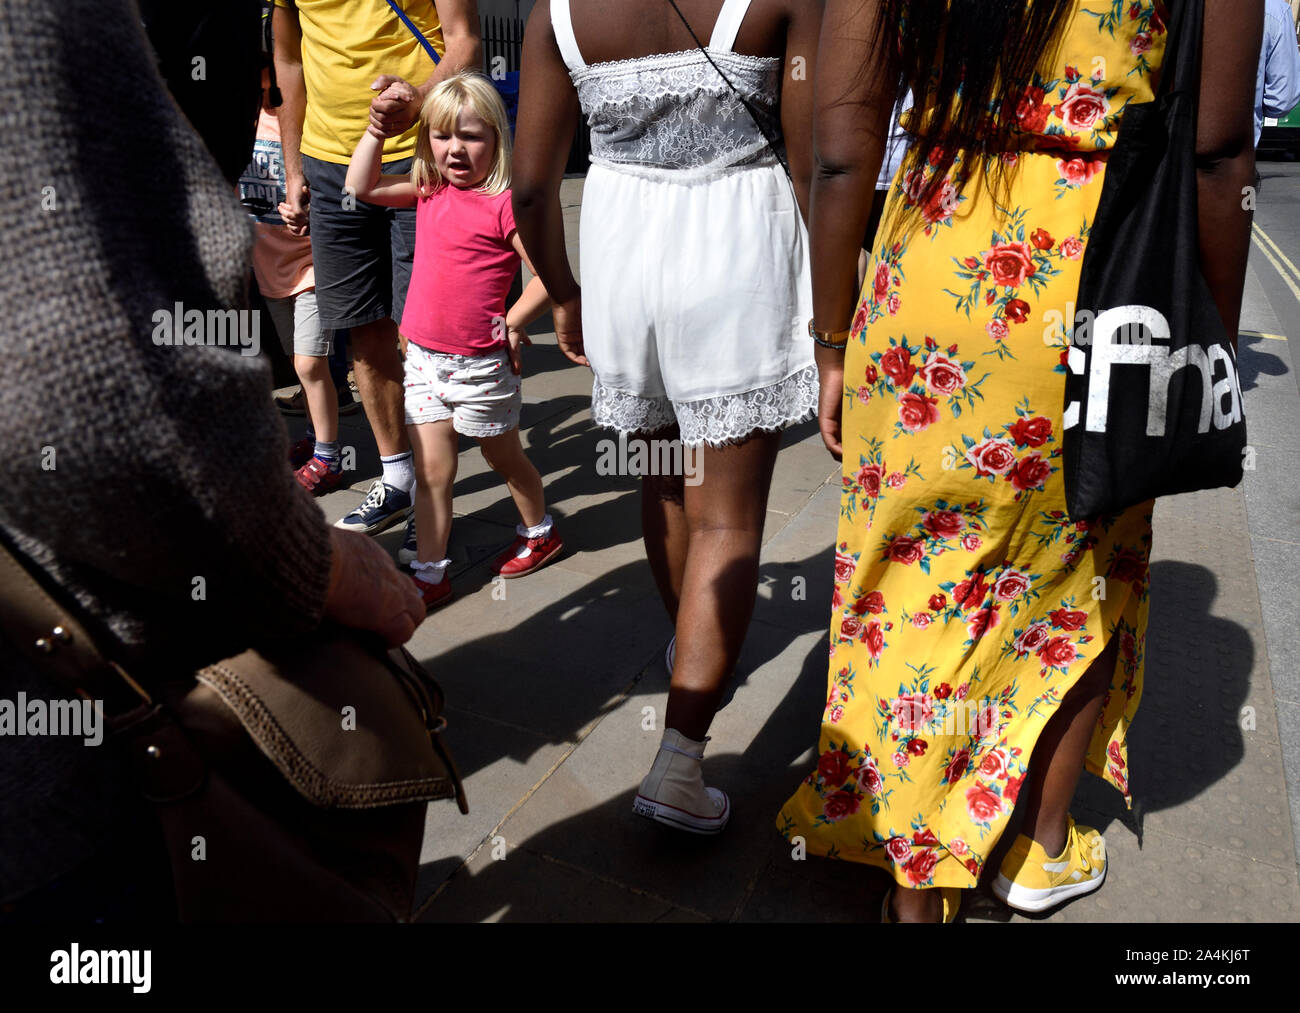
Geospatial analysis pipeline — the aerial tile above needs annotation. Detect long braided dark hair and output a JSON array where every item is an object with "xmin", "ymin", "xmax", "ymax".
[{"xmin": 876, "ymin": 0, "xmax": 1079, "ymax": 232}]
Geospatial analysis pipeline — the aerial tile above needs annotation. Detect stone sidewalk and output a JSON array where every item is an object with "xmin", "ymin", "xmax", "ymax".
[{"xmin": 290, "ymin": 178, "xmax": 1300, "ymax": 922}]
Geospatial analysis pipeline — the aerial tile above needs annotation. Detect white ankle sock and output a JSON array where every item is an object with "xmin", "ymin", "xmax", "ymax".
[
  {"xmin": 411, "ymin": 558, "xmax": 450, "ymax": 583},
  {"xmin": 518, "ymin": 513, "xmax": 553, "ymax": 539},
  {"xmin": 381, "ymin": 450, "xmax": 415, "ymax": 493}
]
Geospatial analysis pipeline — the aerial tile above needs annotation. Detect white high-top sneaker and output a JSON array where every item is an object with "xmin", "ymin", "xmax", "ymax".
[{"xmin": 632, "ymin": 728, "xmax": 730, "ymax": 834}]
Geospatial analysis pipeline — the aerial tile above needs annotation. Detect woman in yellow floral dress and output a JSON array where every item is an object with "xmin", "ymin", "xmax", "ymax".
[{"xmin": 780, "ymin": 0, "xmax": 1261, "ymax": 921}]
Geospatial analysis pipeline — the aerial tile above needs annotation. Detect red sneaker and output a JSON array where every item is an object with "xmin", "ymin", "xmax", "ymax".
[
  {"xmin": 288, "ymin": 437, "xmax": 314, "ymax": 470},
  {"xmin": 294, "ymin": 456, "xmax": 345, "ymax": 496},
  {"xmin": 412, "ymin": 573, "xmax": 453, "ymax": 612},
  {"xmin": 491, "ymin": 529, "xmax": 564, "ymax": 578}
]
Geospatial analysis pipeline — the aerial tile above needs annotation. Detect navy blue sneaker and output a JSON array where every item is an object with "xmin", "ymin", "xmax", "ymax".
[
  {"xmin": 398, "ymin": 511, "xmax": 418, "ymax": 566},
  {"xmin": 334, "ymin": 479, "xmax": 412, "ymax": 535}
]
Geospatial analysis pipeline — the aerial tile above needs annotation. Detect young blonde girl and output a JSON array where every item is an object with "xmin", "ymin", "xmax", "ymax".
[{"xmin": 347, "ymin": 71, "xmax": 562, "ymax": 611}]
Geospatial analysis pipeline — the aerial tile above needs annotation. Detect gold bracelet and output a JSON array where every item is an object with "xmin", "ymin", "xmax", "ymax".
[{"xmin": 809, "ymin": 319, "xmax": 850, "ymax": 350}]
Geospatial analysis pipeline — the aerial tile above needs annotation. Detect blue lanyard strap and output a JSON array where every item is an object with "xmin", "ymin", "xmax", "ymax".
[{"xmin": 384, "ymin": 0, "xmax": 441, "ymax": 64}]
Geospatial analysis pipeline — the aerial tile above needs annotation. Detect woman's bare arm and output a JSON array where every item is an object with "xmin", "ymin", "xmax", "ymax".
[
  {"xmin": 511, "ymin": 1, "xmax": 586, "ymax": 364},
  {"xmin": 1196, "ymin": 0, "xmax": 1264, "ymax": 350},
  {"xmin": 781, "ymin": 0, "xmax": 824, "ymax": 222},
  {"xmin": 810, "ymin": 0, "xmax": 897, "ymax": 458}
]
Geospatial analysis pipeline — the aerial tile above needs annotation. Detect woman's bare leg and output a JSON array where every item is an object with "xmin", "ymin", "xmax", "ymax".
[
  {"xmin": 640, "ymin": 425, "xmax": 689, "ymax": 623},
  {"xmin": 662, "ymin": 429, "xmax": 781, "ymax": 741}
]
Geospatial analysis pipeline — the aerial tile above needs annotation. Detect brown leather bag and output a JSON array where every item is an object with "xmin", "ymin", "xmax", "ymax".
[{"xmin": 0, "ymin": 538, "xmax": 467, "ymax": 922}]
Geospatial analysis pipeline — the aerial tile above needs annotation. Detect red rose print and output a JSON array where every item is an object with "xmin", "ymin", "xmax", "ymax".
[
  {"xmin": 873, "ymin": 262, "xmax": 890, "ymax": 304},
  {"xmin": 1060, "ymin": 235, "xmax": 1084, "ymax": 260},
  {"xmin": 961, "ymin": 533, "xmax": 983, "ymax": 552},
  {"xmin": 865, "ymin": 363, "xmax": 879, "ymax": 385},
  {"xmin": 965, "ymin": 857, "xmax": 981, "ymax": 876},
  {"xmin": 1008, "ymin": 415, "xmax": 1053, "ymax": 448},
  {"xmin": 856, "ymin": 386, "xmax": 872, "ymax": 405},
  {"xmin": 1014, "ymin": 620, "xmax": 1051, "ymax": 657},
  {"xmin": 965, "ymin": 784, "xmax": 1004, "ymax": 823},
  {"xmin": 831, "ymin": 585, "xmax": 843, "ymax": 609},
  {"xmin": 974, "ymin": 704, "xmax": 1000, "ymax": 739},
  {"xmin": 833, "ymin": 550, "xmax": 855, "ymax": 584},
  {"xmin": 856, "ymin": 463, "xmax": 885, "ymax": 499},
  {"xmin": 907, "ymin": 738, "xmax": 928, "ymax": 756},
  {"xmin": 934, "ymin": 683, "xmax": 952, "ymax": 700},
  {"xmin": 978, "ymin": 749, "xmax": 1008, "ymax": 780},
  {"xmin": 902, "ymin": 170, "xmax": 925, "ymax": 202},
  {"xmin": 851, "ymin": 302, "xmax": 869, "ymax": 336},
  {"xmin": 963, "ymin": 256, "xmax": 980, "ymax": 270},
  {"xmin": 880, "ymin": 346, "xmax": 915, "ymax": 387},
  {"xmin": 945, "ymin": 748, "xmax": 971, "ymax": 785},
  {"xmin": 893, "ymin": 750, "xmax": 909, "ymax": 768},
  {"xmin": 918, "ymin": 353, "xmax": 967, "ymax": 396},
  {"xmin": 922, "ymin": 179, "xmax": 958, "ymax": 225},
  {"xmin": 886, "ymin": 471, "xmax": 907, "ymax": 489},
  {"xmin": 966, "ymin": 438, "xmax": 1017, "ymax": 476},
  {"xmin": 818, "ymin": 750, "xmax": 853, "ymax": 788},
  {"xmin": 1003, "ymin": 774, "xmax": 1023, "ymax": 804},
  {"xmin": 923, "ymin": 509, "xmax": 965, "ymax": 540},
  {"xmin": 840, "ymin": 615, "xmax": 865, "ymax": 641},
  {"xmin": 1007, "ymin": 452, "xmax": 1052, "ymax": 492},
  {"xmin": 1131, "ymin": 30, "xmax": 1153, "ymax": 55},
  {"xmin": 1109, "ymin": 765, "xmax": 1129, "ymax": 795},
  {"xmin": 913, "ymin": 827, "xmax": 940, "ymax": 848},
  {"xmin": 1150, "ymin": 8, "xmax": 1165, "ymax": 33},
  {"xmin": 885, "ymin": 836, "xmax": 912, "ymax": 864},
  {"xmin": 983, "ymin": 240, "xmax": 1037, "ymax": 288},
  {"xmin": 992, "ymin": 567, "xmax": 1031, "ymax": 602},
  {"xmin": 827, "ymin": 704, "xmax": 844, "ymax": 723},
  {"xmin": 891, "ymin": 692, "xmax": 935, "ymax": 732},
  {"xmin": 1056, "ymin": 82, "xmax": 1110, "ymax": 131},
  {"xmin": 966, "ymin": 605, "xmax": 1000, "ymax": 641},
  {"xmin": 822, "ymin": 789, "xmax": 861, "ymax": 823},
  {"xmin": 1057, "ymin": 155, "xmax": 1100, "ymax": 186},
  {"xmin": 1049, "ymin": 608, "xmax": 1088, "ymax": 630},
  {"xmin": 1109, "ymin": 547, "xmax": 1145, "ymax": 584},
  {"xmin": 887, "ymin": 535, "xmax": 926, "ymax": 565},
  {"xmin": 898, "ymin": 392, "xmax": 941, "ymax": 433},
  {"xmin": 1037, "ymin": 634, "xmax": 1079, "ymax": 669},
  {"xmin": 887, "ymin": 292, "xmax": 902, "ymax": 316},
  {"xmin": 929, "ymin": 593, "xmax": 947, "ymax": 612},
  {"xmin": 949, "ymin": 837, "xmax": 968, "ymax": 857},
  {"xmin": 1030, "ymin": 228, "xmax": 1054, "ymax": 251},
  {"xmin": 1108, "ymin": 740, "xmax": 1125, "ymax": 767},
  {"xmin": 857, "ymin": 759, "xmax": 884, "ymax": 795},
  {"xmin": 1014, "ymin": 86, "xmax": 1052, "ymax": 133},
  {"xmin": 1120, "ymin": 631, "xmax": 1137, "ymax": 660},
  {"xmin": 905, "ymin": 848, "xmax": 939, "ymax": 885},
  {"xmin": 865, "ymin": 620, "xmax": 885, "ymax": 659},
  {"xmin": 952, "ymin": 572, "xmax": 989, "ymax": 610},
  {"xmin": 912, "ymin": 612, "xmax": 932, "ymax": 629},
  {"xmin": 985, "ymin": 317, "xmax": 1009, "ymax": 341},
  {"xmin": 1005, "ymin": 298, "xmax": 1031, "ymax": 324},
  {"xmin": 852, "ymin": 590, "xmax": 884, "ymax": 615}
]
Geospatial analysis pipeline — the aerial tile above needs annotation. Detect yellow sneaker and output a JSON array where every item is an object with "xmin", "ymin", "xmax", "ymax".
[{"xmin": 992, "ymin": 817, "xmax": 1106, "ymax": 913}]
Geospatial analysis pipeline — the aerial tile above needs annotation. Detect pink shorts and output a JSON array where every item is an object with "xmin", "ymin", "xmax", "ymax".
[{"xmin": 404, "ymin": 342, "xmax": 521, "ymax": 438}]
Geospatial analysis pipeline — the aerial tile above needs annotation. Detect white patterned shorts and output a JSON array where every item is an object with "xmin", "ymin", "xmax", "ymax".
[{"xmin": 403, "ymin": 343, "xmax": 521, "ymax": 438}]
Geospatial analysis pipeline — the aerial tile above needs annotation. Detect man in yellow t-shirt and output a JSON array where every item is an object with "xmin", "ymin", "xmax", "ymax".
[{"xmin": 272, "ymin": 0, "xmax": 481, "ymax": 536}]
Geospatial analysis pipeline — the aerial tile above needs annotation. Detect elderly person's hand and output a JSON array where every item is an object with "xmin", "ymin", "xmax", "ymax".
[
  {"xmin": 369, "ymin": 74, "xmax": 422, "ymax": 138},
  {"xmin": 323, "ymin": 528, "xmax": 425, "ymax": 647}
]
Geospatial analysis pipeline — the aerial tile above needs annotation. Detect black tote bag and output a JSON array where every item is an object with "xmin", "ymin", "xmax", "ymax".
[{"xmin": 1063, "ymin": 0, "xmax": 1246, "ymax": 520}]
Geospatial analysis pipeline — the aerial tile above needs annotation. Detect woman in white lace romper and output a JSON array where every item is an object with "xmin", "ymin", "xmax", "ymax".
[{"xmin": 513, "ymin": 0, "xmax": 820, "ymax": 834}]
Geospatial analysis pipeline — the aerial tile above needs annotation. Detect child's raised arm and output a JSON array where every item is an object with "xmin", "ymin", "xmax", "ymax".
[
  {"xmin": 345, "ymin": 125, "xmax": 418, "ymax": 208},
  {"xmin": 503, "ymin": 231, "xmax": 552, "ymax": 375}
]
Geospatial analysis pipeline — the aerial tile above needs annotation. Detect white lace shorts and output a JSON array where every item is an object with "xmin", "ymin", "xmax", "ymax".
[
  {"xmin": 579, "ymin": 162, "xmax": 817, "ymax": 446},
  {"xmin": 403, "ymin": 343, "xmax": 521, "ymax": 438}
]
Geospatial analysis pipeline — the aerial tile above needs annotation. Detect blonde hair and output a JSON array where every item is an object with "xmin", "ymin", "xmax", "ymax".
[{"xmin": 411, "ymin": 71, "xmax": 512, "ymax": 198}]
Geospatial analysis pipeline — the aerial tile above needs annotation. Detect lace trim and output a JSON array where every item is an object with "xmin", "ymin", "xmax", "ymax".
[
  {"xmin": 588, "ymin": 144, "xmax": 779, "ymax": 183},
  {"xmin": 591, "ymin": 366, "xmax": 818, "ymax": 448},
  {"xmin": 571, "ymin": 48, "xmax": 779, "ymax": 83}
]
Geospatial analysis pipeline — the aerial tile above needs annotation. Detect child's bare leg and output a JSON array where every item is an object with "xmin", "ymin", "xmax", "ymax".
[
  {"xmin": 477, "ymin": 429, "xmax": 545, "ymax": 528},
  {"xmin": 295, "ymin": 353, "xmax": 338, "ymax": 443},
  {"xmin": 409, "ymin": 420, "xmax": 457, "ymax": 564}
]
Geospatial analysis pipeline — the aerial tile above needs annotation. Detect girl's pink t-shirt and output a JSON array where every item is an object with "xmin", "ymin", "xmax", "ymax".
[{"xmin": 401, "ymin": 184, "xmax": 519, "ymax": 355}]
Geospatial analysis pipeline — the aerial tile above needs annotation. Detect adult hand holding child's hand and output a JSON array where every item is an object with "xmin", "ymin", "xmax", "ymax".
[
  {"xmin": 324, "ymin": 528, "xmax": 425, "ymax": 647},
  {"xmin": 369, "ymin": 75, "xmax": 421, "ymax": 138}
]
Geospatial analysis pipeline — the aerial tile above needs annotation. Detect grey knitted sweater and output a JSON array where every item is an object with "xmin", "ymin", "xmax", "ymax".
[{"xmin": 0, "ymin": 0, "xmax": 333, "ymax": 899}]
